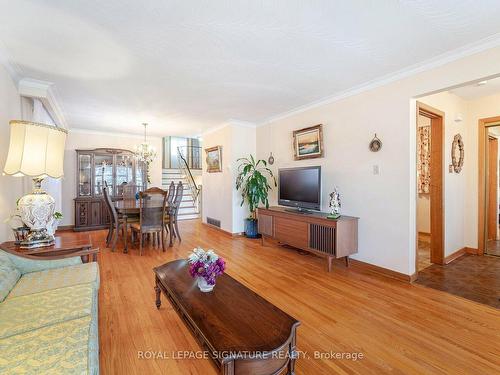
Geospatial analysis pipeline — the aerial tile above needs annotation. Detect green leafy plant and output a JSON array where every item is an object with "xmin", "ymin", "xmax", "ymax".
[
  {"xmin": 54, "ymin": 212, "xmax": 63, "ymax": 220},
  {"xmin": 236, "ymin": 155, "xmax": 276, "ymax": 220}
]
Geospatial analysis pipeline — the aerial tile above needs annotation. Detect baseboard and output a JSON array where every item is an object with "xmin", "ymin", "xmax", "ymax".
[
  {"xmin": 464, "ymin": 247, "xmax": 479, "ymax": 255},
  {"xmin": 444, "ymin": 247, "xmax": 467, "ymax": 264},
  {"xmin": 56, "ymin": 225, "xmax": 74, "ymax": 232},
  {"xmin": 201, "ymin": 222, "xmax": 245, "ymax": 237},
  {"xmin": 349, "ymin": 259, "xmax": 414, "ymax": 283}
]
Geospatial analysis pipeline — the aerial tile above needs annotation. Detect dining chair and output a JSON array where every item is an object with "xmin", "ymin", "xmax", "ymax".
[
  {"xmin": 103, "ymin": 187, "xmax": 128, "ymax": 252},
  {"xmin": 166, "ymin": 181, "xmax": 175, "ymax": 204},
  {"xmin": 130, "ymin": 190, "xmax": 167, "ymax": 255},
  {"xmin": 168, "ymin": 182, "xmax": 184, "ymax": 242},
  {"xmin": 122, "ymin": 183, "xmax": 138, "ymax": 199}
]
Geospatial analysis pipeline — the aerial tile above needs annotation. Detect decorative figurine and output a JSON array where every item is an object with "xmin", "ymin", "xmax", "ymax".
[{"xmin": 328, "ymin": 187, "xmax": 341, "ymax": 219}]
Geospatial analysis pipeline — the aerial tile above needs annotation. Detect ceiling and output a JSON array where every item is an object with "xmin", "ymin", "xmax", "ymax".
[
  {"xmin": 450, "ymin": 76, "xmax": 500, "ymax": 100},
  {"xmin": 1, "ymin": 0, "xmax": 500, "ymax": 136}
]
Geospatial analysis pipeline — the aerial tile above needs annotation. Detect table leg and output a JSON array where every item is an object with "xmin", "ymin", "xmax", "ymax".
[
  {"xmin": 287, "ymin": 328, "xmax": 298, "ymax": 375},
  {"xmin": 327, "ymin": 256, "xmax": 333, "ymax": 272},
  {"xmin": 124, "ymin": 221, "xmax": 128, "ymax": 254},
  {"xmin": 345, "ymin": 256, "xmax": 350, "ymax": 267},
  {"xmin": 155, "ymin": 280, "xmax": 161, "ymax": 309}
]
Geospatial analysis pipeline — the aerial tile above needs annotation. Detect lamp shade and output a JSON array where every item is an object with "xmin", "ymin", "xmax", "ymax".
[{"xmin": 3, "ymin": 120, "xmax": 67, "ymax": 178}]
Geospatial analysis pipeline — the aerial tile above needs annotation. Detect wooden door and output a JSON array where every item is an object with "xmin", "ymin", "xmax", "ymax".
[{"xmin": 487, "ymin": 136, "xmax": 498, "ymax": 240}]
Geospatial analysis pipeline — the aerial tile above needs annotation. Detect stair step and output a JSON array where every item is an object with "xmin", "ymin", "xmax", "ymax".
[{"xmin": 177, "ymin": 213, "xmax": 201, "ymax": 221}]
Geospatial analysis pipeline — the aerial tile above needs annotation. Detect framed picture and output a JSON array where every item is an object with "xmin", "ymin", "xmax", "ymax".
[
  {"xmin": 205, "ymin": 146, "xmax": 222, "ymax": 173},
  {"xmin": 293, "ymin": 124, "xmax": 324, "ymax": 160}
]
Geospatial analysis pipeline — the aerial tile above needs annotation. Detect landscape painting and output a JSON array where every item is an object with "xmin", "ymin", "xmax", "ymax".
[
  {"xmin": 205, "ymin": 145, "xmax": 222, "ymax": 172},
  {"xmin": 293, "ymin": 124, "xmax": 324, "ymax": 160}
]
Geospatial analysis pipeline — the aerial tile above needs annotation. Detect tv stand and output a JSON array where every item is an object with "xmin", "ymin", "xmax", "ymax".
[
  {"xmin": 257, "ymin": 206, "xmax": 358, "ymax": 272},
  {"xmin": 283, "ymin": 208, "xmax": 312, "ymax": 214}
]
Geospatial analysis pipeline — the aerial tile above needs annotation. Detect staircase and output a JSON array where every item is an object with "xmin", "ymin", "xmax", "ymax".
[{"xmin": 162, "ymin": 168, "xmax": 201, "ymax": 220}]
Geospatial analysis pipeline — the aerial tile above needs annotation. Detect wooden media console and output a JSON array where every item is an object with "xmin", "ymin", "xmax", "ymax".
[{"xmin": 257, "ymin": 206, "xmax": 359, "ymax": 272}]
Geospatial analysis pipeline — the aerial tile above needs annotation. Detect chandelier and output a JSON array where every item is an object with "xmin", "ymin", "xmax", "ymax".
[{"xmin": 134, "ymin": 123, "xmax": 157, "ymax": 164}]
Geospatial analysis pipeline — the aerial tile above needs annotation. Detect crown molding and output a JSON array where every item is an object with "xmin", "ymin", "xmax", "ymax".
[
  {"xmin": 69, "ymin": 127, "xmax": 162, "ymax": 140},
  {"xmin": 17, "ymin": 78, "xmax": 68, "ymax": 129},
  {"xmin": 0, "ymin": 40, "xmax": 23, "ymax": 84},
  {"xmin": 201, "ymin": 119, "xmax": 257, "ymax": 137},
  {"xmin": 258, "ymin": 32, "xmax": 500, "ymax": 126}
]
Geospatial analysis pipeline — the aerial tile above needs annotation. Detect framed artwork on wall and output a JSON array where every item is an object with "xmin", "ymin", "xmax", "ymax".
[
  {"xmin": 293, "ymin": 124, "xmax": 324, "ymax": 160},
  {"xmin": 205, "ymin": 145, "xmax": 222, "ymax": 173}
]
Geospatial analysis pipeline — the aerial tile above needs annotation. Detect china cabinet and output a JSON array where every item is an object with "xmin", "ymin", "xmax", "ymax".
[{"xmin": 74, "ymin": 148, "xmax": 146, "ymax": 231}]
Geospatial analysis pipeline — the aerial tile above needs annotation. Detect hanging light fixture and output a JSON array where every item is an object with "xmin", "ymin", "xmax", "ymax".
[
  {"xmin": 134, "ymin": 123, "xmax": 156, "ymax": 184},
  {"xmin": 134, "ymin": 123, "xmax": 157, "ymax": 163}
]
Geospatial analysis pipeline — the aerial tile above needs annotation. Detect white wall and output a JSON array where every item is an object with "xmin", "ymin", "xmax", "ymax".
[
  {"xmin": 462, "ymin": 92, "xmax": 500, "ymax": 248},
  {"xmin": 61, "ymin": 129, "xmax": 162, "ymax": 226},
  {"xmin": 202, "ymin": 125, "xmax": 234, "ymax": 233},
  {"xmin": 202, "ymin": 123, "xmax": 256, "ymax": 234},
  {"xmin": 0, "ymin": 63, "xmax": 23, "ymax": 241},
  {"xmin": 231, "ymin": 126, "xmax": 257, "ymax": 233},
  {"xmin": 416, "ymin": 115, "xmax": 431, "ymax": 234},
  {"xmin": 418, "ymin": 92, "xmax": 470, "ymax": 256},
  {"xmin": 254, "ymin": 46, "xmax": 500, "ymax": 275}
]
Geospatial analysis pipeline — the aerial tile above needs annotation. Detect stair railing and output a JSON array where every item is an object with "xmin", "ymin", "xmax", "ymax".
[{"xmin": 177, "ymin": 146, "xmax": 201, "ymax": 203}]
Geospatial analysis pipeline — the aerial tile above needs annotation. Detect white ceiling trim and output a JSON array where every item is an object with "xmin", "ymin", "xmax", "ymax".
[
  {"xmin": 201, "ymin": 119, "xmax": 257, "ymax": 137},
  {"xmin": 18, "ymin": 78, "xmax": 68, "ymax": 129},
  {"xmin": 257, "ymin": 32, "xmax": 500, "ymax": 126},
  {"xmin": 0, "ymin": 39, "xmax": 22, "ymax": 84},
  {"xmin": 69, "ymin": 127, "xmax": 162, "ymax": 140}
]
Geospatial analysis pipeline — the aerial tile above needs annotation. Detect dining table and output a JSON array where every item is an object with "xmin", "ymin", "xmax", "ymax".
[{"xmin": 114, "ymin": 198, "xmax": 176, "ymax": 248}]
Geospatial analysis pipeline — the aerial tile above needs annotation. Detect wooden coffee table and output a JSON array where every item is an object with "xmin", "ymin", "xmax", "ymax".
[
  {"xmin": 0, "ymin": 233, "xmax": 98, "ymax": 263},
  {"xmin": 153, "ymin": 260, "xmax": 300, "ymax": 375}
]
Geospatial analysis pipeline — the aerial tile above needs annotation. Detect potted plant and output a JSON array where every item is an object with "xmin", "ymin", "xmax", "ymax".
[
  {"xmin": 188, "ymin": 247, "xmax": 226, "ymax": 292},
  {"xmin": 236, "ymin": 155, "xmax": 276, "ymax": 238}
]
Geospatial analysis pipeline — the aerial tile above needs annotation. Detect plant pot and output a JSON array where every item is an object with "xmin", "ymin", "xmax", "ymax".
[
  {"xmin": 197, "ymin": 277, "xmax": 215, "ymax": 292},
  {"xmin": 244, "ymin": 218, "xmax": 260, "ymax": 238}
]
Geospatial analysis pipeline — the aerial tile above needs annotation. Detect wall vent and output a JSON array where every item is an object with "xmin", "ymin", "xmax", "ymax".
[
  {"xmin": 309, "ymin": 224, "xmax": 335, "ymax": 255},
  {"xmin": 206, "ymin": 217, "xmax": 221, "ymax": 228}
]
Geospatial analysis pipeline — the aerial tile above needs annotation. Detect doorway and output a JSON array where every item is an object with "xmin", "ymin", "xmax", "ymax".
[
  {"xmin": 478, "ymin": 117, "xmax": 500, "ymax": 257},
  {"xmin": 416, "ymin": 102, "xmax": 445, "ymax": 272}
]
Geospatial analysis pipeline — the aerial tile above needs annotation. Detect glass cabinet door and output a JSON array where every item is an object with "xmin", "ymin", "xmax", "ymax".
[
  {"xmin": 94, "ymin": 154, "xmax": 114, "ymax": 196},
  {"xmin": 78, "ymin": 153, "xmax": 92, "ymax": 197},
  {"xmin": 116, "ymin": 154, "xmax": 134, "ymax": 196},
  {"xmin": 135, "ymin": 161, "xmax": 146, "ymax": 191}
]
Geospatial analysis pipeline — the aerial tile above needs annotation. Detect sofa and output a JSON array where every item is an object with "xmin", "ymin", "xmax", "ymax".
[{"xmin": 0, "ymin": 250, "xmax": 99, "ymax": 374}]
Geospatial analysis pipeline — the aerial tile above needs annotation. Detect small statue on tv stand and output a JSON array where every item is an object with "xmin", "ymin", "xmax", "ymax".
[{"xmin": 328, "ymin": 187, "xmax": 341, "ymax": 219}]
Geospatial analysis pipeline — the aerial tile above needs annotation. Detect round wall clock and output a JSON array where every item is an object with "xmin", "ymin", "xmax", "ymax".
[{"xmin": 369, "ymin": 134, "xmax": 382, "ymax": 152}]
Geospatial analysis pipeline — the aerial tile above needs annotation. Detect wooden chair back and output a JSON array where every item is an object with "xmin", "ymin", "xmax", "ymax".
[
  {"xmin": 103, "ymin": 187, "xmax": 118, "ymax": 225},
  {"xmin": 167, "ymin": 182, "xmax": 176, "ymax": 204},
  {"xmin": 122, "ymin": 183, "xmax": 138, "ymax": 198},
  {"xmin": 144, "ymin": 186, "xmax": 165, "ymax": 194},
  {"xmin": 138, "ymin": 190, "xmax": 167, "ymax": 229},
  {"xmin": 172, "ymin": 182, "xmax": 184, "ymax": 217}
]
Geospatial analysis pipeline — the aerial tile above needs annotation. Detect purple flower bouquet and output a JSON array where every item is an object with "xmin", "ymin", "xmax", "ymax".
[{"xmin": 188, "ymin": 247, "xmax": 226, "ymax": 292}]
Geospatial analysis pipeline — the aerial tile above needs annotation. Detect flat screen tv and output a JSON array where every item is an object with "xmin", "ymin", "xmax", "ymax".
[{"xmin": 278, "ymin": 166, "xmax": 321, "ymax": 211}]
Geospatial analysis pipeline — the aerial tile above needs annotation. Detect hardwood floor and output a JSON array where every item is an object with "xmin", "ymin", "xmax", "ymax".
[
  {"xmin": 89, "ymin": 220, "xmax": 500, "ymax": 374},
  {"xmin": 418, "ymin": 233, "xmax": 432, "ymax": 271},
  {"xmin": 416, "ymin": 254, "xmax": 500, "ymax": 309},
  {"xmin": 486, "ymin": 238, "xmax": 500, "ymax": 256}
]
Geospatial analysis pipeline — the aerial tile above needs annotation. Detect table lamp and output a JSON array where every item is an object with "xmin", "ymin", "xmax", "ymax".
[{"xmin": 3, "ymin": 120, "xmax": 67, "ymax": 248}]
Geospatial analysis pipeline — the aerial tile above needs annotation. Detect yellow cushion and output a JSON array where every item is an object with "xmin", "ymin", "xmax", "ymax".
[
  {"xmin": 8, "ymin": 262, "xmax": 99, "ymax": 299},
  {"xmin": 0, "ymin": 316, "xmax": 91, "ymax": 374},
  {"xmin": 0, "ymin": 284, "xmax": 93, "ymax": 339}
]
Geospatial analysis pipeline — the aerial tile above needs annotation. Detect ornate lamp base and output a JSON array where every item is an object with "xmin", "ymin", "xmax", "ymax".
[{"xmin": 17, "ymin": 178, "xmax": 56, "ymax": 249}]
